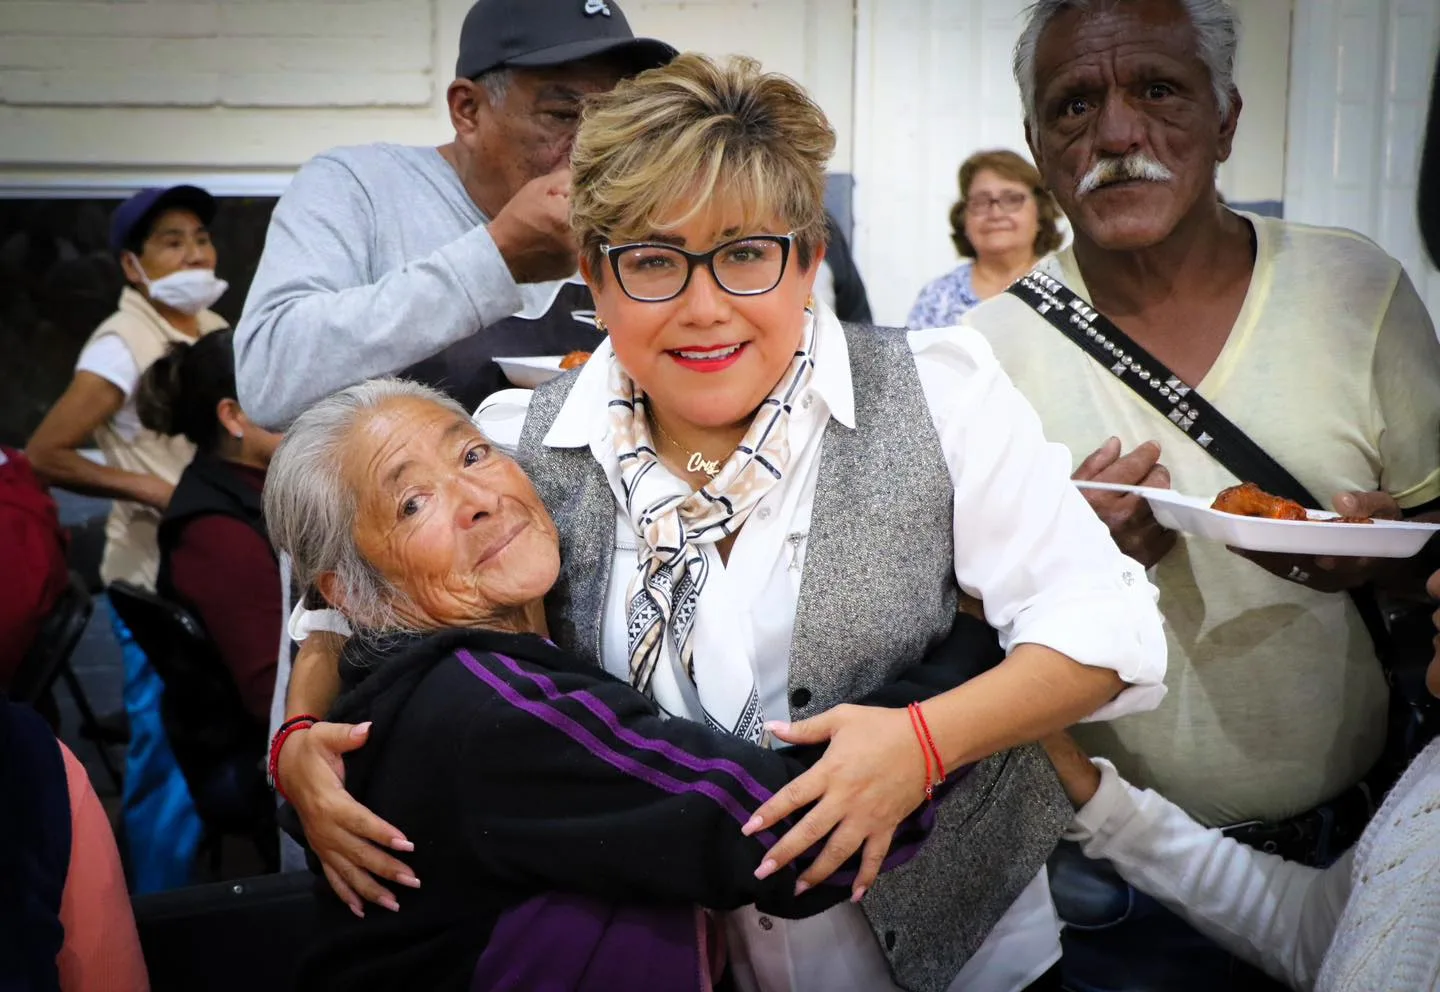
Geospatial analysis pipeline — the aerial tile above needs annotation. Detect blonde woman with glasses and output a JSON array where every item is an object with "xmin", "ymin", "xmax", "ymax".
[
  {"xmin": 276, "ymin": 55, "xmax": 1165, "ymax": 992},
  {"xmin": 909, "ymin": 150, "xmax": 1064, "ymax": 329}
]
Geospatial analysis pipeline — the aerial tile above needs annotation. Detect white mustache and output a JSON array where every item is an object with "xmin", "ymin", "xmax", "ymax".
[{"xmin": 1076, "ymin": 154, "xmax": 1174, "ymax": 197}]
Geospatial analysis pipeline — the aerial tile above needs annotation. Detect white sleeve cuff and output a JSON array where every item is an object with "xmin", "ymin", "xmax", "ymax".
[
  {"xmin": 1062, "ymin": 758, "xmax": 1136, "ymax": 844},
  {"xmin": 1005, "ymin": 565, "xmax": 1169, "ymax": 722},
  {"xmin": 287, "ymin": 600, "xmax": 353, "ymax": 644}
]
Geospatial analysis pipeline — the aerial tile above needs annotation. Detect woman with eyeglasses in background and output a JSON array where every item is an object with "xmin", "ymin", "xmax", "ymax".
[{"xmin": 908, "ymin": 149, "xmax": 1064, "ymax": 329}]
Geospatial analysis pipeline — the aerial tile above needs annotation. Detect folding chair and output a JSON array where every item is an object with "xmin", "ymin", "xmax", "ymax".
[
  {"xmin": 107, "ymin": 581, "xmax": 276, "ymax": 874},
  {"xmin": 11, "ymin": 570, "xmax": 122, "ymax": 792}
]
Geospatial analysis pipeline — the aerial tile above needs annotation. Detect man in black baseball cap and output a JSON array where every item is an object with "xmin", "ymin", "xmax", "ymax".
[
  {"xmin": 236, "ymin": 0, "xmax": 676, "ymax": 426},
  {"xmin": 455, "ymin": 0, "xmax": 675, "ymax": 80}
]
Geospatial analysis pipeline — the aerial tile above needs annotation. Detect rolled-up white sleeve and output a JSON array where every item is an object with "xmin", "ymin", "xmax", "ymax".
[{"xmin": 910, "ymin": 327, "xmax": 1167, "ymax": 721}]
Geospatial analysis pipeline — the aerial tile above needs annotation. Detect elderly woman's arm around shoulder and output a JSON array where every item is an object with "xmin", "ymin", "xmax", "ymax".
[
  {"xmin": 273, "ymin": 626, "xmax": 421, "ymax": 915},
  {"xmin": 423, "ymin": 637, "xmax": 937, "ymax": 916},
  {"xmin": 749, "ymin": 326, "xmax": 1170, "ymax": 888},
  {"xmin": 1043, "ymin": 733, "xmax": 1347, "ymax": 992}
]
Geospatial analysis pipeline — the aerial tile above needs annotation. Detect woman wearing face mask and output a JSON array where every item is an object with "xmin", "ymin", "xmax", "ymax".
[{"xmin": 27, "ymin": 184, "xmax": 228, "ymax": 894}]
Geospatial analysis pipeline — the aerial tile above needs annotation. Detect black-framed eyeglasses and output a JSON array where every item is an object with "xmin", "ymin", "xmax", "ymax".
[{"xmin": 599, "ymin": 232, "xmax": 795, "ymax": 303}]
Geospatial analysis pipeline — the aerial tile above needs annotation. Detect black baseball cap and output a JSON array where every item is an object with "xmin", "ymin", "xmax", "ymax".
[
  {"xmin": 109, "ymin": 185, "xmax": 216, "ymax": 253},
  {"xmin": 455, "ymin": 0, "xmax": 675, "ymax": 81}
]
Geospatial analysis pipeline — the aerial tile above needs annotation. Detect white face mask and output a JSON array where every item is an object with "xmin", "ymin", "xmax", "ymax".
[{"xmin": 129, "ymin": 257, "xmax": 228, "ymax": 315}]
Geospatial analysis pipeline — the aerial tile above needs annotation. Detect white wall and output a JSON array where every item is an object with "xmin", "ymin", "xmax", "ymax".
[
  {"xmin": 1217, "ymin": 0, "xmax": 1292, "ymax": 206},
  {"xmin": 851, "ymin": 0, "xmax": 1031, "ymax": 326},
  {"xmin": 1285, "ymin": 0, "xmax": 1440, "ymax": 320},
  {"xmin": 0, "ymin": 0, "xmax": 855, "ymax": 194},
  {"xmin": 0, "ymin": 0, "xmax": 464, "ymax": 193},
  {"xmin": 851, "ymin": 0, "xmax": 1297, "ymax": 326},
  {"xmin": 5, "ymin": 0, "xmax": 1434, "ymax": 323},
  {"xmin": 626, "ymin": 1, "xmax": 856, "ymax": 174}
]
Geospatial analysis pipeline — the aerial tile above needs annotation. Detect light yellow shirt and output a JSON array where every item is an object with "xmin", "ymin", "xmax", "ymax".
[{"xmin": 965, "ymin": 213, "xmax": 1440, "ymax": 825}]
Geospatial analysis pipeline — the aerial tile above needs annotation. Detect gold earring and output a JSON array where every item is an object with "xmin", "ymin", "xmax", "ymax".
[
  {"xmin": 595, "ymin": 315, "xmax": 608, "ymax": 333},
  {"xmin": 805, "ymin": 294, "xmax": 815, "ymax": 311}
]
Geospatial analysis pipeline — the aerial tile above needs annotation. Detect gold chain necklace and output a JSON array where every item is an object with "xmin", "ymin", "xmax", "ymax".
[{"xmin": 649, "ymin": 413, "xmax": 723, "ymax": 479}]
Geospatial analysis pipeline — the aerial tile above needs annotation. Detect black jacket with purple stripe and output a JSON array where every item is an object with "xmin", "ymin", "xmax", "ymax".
[{"xmin": 296, "ymin": 618, "xmax": 999, "ymax": 991}]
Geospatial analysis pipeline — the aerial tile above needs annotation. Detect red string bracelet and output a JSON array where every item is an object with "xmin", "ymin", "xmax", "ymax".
[
  {"xmin": 908, "ymin": 702, "xmax": 947, "ymax": 801},
  {"xmin": 911, "ymin": 702, "xmax": 947, "ymax": 783},
  {"xmin": 906, "ymin": 703, "xmax": 935, "ymax": 801},
  {"xmin": 268, "ymin": 714, "xmax": 320, "ymax": 803}
]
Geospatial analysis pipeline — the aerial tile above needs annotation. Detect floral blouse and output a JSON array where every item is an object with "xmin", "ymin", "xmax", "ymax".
[{"xmin": 907, "ymin": 262, "xmax": 980, "ymax": 329}]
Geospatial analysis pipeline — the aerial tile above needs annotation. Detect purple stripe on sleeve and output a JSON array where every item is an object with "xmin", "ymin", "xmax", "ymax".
[
  {"xmin": 486, "ymin": 651, "xmax": 779, "ymax": 809},
  {"xmin": 455, "ymin": 650, "xmax": 781, "ymax": 848}
]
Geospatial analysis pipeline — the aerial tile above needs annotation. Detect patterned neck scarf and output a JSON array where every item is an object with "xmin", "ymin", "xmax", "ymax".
[{"xmin": 607, "ymin": 317, "xmax": 817, "ymax": 742}]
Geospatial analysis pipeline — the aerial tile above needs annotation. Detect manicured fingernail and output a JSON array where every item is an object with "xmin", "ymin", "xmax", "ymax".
[
  {"xmin": 379, "ymin": 894, "xmax": 400, "ymax": 912},
  {"xmin": 851, "ymin": 886, "xmax": 867, "ymax": 903},
  {"xmin": 741, "ymin": 815, "xmax": 763, "ymax": 836},
  {"xmin": 794, "ymin": 881, "xmax": 810, "ymax": 896},
  {"xmin": 764, "ymin": 721, "xmax": 789, "ymax": 734},
  {"xmin": 349, "ymin": 902, "xmax": 365, "ymax": 919},
  {"xmin": 351, "ymin": 722, "xmax": 372, "ymax": 738},
  {"xmin": 397, "ymin": 874, "xmax": 421, "ymax": 889},
  {"xmin": 391, "ymin": 838, "xmax": 414, "ymax": 852},
  {"xmin": 754, "ymin": 859, "xmax": 777, "ymax": 880}
]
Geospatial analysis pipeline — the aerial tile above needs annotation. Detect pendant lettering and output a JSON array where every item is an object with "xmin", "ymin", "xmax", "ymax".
[{"xmin": 687, "ymin": 452, "xmax": 722, "ymax": 478}]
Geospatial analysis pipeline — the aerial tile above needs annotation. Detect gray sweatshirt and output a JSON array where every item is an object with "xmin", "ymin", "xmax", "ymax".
[{"xmin": 235, "ymin": 143, "xmax": 598, "ymax": 427}]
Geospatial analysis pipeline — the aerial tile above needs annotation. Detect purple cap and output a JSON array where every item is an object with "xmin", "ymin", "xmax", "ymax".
[{"xmin": 109, "ymin": 185, "xmax": 216, "ymax": 253}]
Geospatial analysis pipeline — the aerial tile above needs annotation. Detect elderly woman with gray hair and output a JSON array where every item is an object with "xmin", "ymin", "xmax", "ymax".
[{"xmin": 264, "ymin": 376, "xmax": 1019, "ymax": 991}]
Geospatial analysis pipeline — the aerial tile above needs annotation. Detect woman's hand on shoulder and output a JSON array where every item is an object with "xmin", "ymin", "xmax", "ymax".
[
  {"xmin": 278, "ymin": 721, "xmax": 420, "ymax": 916},
  {"xmin": 743, "ymin": 704, "xmax": 925, "ymax": 899}
]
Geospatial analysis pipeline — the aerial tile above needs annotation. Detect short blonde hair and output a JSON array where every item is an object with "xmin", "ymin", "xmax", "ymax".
[{"xmin": 570, "ymin": 53, "xmax": 836, "ymax": 274}]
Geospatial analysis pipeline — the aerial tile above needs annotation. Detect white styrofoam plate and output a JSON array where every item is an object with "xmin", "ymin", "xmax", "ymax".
[
  {"xmin": 1073, "ymin": 481, "xmax": 1440, "ymax": 558},
  {"xmin": 495, "ymin": 355, "xmax": 566, "ymax": 389}
]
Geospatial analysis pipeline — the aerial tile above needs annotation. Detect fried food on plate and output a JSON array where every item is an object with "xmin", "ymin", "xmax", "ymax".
[
  {"xmin": 559, "ymin": 350, "xmax": 591, "ymax": 370},
  {"xmin": 1210, "ymin": 482, "xmax": 1371, "ymax": 523},
  {"xmin": 1211, "ymin": 482, "xmax": 1308, "ymax": 520}
]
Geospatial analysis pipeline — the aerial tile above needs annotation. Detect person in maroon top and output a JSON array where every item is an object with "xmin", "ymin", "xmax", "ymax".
[
  {"xmin": 0, "ymin": 446, "xmax": 69, "ymax": 691},
  {"xmin": 136, "ymin": 329, "xmax": 283, "ymax": 722}
]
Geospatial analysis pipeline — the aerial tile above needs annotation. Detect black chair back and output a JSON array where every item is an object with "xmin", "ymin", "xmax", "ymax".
[
  {"xmin": 106, "ymin": 581, "xmax": 268, "ymax": 829},
  {"xmin": 134, "ymin": 871, "xmax": 315, "ymax": 992},
  {"xmin": 11, "ymin": 571, "xmax": 94, "ymax": 705},
  {"xmin": 64, "ymin": 513, "xmax": 109, "ymax": 595}
]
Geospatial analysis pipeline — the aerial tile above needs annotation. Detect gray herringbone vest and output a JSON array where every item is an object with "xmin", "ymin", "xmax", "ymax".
[{"xmin": 517, "ymin": 325, "xmax": 1071, "ymax": 992}]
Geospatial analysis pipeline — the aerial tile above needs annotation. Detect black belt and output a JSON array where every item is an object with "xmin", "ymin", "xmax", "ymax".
[{"xmin": 1220, "ymin": 777, "xmax": 1379, "ymax": 867}]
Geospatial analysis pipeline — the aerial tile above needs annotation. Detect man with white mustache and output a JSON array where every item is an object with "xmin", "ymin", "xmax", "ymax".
[{"xmin": 962, "ymin": 1, "xmax": 1440, "ymax": 990}]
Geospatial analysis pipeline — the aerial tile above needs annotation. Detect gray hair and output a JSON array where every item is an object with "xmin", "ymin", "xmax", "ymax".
[
  {"xmin": 1013, "ymin": 0, "xmax": 1239, "ymax": 130},
  {"xmin": 264, "ymin": 378, "xmax": 469, "ymax": 633},
  {"xmin": 478, "ymin": 67, "xmax": 514, "ymax": 104}
]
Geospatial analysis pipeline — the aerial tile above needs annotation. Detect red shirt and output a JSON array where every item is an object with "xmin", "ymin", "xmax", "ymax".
[
  {"xmin": 165, "ymin": 463, "xmax": 279, "ymax": 722},
  {"xmin": 0, "ymin": 447, "xmax": 69, "ymax": 688}
]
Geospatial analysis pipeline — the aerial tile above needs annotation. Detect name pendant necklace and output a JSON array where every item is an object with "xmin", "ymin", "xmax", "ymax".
[{"xmin": 649, "ymin": 414, "xmax": 724, "ymax": 480}]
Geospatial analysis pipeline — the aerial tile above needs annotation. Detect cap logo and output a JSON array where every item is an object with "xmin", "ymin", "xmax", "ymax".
[{"xmin": 584, "ymin": 0, "xmax": 612, "ymax": 15}]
